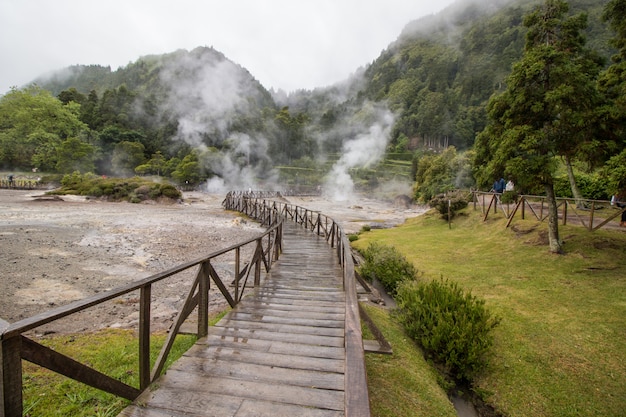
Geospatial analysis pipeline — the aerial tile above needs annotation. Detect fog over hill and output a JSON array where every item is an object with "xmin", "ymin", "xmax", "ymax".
[{"xmin": 12, "ymin": 0, "xmax": 618, "ymax": 195}]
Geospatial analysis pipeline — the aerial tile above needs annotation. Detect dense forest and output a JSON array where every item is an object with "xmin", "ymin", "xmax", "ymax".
[{"xmin": 1, "ymin": 0, "xmax": 624, "ymax": 206}]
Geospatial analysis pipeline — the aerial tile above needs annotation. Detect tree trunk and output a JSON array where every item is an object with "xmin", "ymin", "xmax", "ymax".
[
  {"xmin": 545, "ymin": 182, "xmax": 563, "ymax": 254},
  {"xmin": 564, "ymin": 155, "xmax": 584, "ymax": 208}
]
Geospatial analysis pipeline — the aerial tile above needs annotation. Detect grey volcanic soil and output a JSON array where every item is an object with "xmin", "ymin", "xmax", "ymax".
[{"xmin": 0, "ymin": 190, "xmax": 423, "ymax": 335}]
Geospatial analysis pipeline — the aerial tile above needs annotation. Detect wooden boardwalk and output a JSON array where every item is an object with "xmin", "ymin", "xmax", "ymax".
[{"xmin": 119, "ymin": 222, "xmax": 348, "ymax": 417}]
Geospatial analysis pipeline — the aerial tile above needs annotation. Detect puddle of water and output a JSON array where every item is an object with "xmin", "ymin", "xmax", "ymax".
[{"xmin": 450, "ymin": 393, "xmax": 479, "ymax": 417}]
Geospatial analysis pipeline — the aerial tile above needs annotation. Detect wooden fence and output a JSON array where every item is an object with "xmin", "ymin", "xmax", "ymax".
[
  {"xmin": 472, "ymin": 191, "xmax": 626, "ymax": 231},
  {"xmin": 1, "ymin": 207, "xmax": 283, "ymax": 416}
]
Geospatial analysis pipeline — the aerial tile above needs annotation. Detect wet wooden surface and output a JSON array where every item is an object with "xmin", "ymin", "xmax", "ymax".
[{"xmin": 118, "ymin": 223, "xmax": 347, "ymax": 416}]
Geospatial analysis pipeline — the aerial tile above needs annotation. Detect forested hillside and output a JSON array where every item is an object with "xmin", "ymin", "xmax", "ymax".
[
  {"xmin": 350, "ymin": 0, "xmax": 613, "ymax": 150},
  {"xmin": 1, "ymin": 0, "xmax": 620, "ymax": 196}
]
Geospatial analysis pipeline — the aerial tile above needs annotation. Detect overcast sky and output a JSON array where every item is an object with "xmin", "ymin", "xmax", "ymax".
[{"xmin": 0, "ymin": 0, "xmax": 457, "ymax": 95}]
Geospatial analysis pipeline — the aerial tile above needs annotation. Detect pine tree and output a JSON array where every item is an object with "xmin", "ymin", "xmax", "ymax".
[{"xmin": 474, "ymin": 0, "xmax": 602, "ymax": 253}]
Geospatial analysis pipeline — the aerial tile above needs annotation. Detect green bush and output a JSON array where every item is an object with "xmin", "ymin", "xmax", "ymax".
[
  {"xmin": 553, "ymin": 172, "xmax": 611, "ymax": 200},
  {"xmin": 55, "ymin": 173, "xmax": 181, "ymax": 201},
  {"xmin": 395, "ymin": 278, "xmax": 500, "ymax": 382},
  {"xmin": 500, "ymin": 190, "xmax": 518, "ymax": 204},
  {"xmin": 358, "ymin": 242, "xmax": 418, "ymax": 296},
  {"xmin": 159, "ymin": 184, "xmax": 181, "ymax": 199},
  {"xmin": 428, "ymin": 190, "xmax": 469, "ymax": 220}
]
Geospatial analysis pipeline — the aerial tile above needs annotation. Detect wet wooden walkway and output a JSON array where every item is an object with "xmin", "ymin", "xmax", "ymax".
[{"xmin": 119, "ymin": 222, "xmax": 348, "ymax": 417}]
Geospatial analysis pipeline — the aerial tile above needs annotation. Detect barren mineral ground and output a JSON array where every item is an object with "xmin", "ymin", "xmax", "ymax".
[{"xmin": 0, "ymin": 189, "xmax": 424, "ymax": 335}]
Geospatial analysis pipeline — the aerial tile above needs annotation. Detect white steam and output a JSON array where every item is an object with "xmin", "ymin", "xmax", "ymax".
[
  {"xmin": 323, "ymin": 102, "xmax": 395, "ymax": 201},
  {"xmin": 159, "ymin": 48, "xmax": 275, "ymax": 190}
]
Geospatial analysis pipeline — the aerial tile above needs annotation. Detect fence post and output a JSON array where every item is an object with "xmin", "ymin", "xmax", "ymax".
[
  {"xmin": 254, "ymin": 239, "xmax": 262, "ymax": 286},
  {"xmin": 198, "ymin": 262, "xmax": 209, "ymax": 338},
  {"xmin": 235, "ymin": 247, "xmax": 240, "ymax": 302},
  {"xmin": 139, "ymin": 285, "xmax": 151, "ymax": 390},
  {"xmin": 1, "ymin": 326, "xmax": 23, "ymax": 417}
]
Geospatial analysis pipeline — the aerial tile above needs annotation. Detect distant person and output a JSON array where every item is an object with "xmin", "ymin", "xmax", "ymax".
[
  {"xmin": 8, "ymin": 174, "xmax": 14, "ymax": 186},
  {"xmin": 493, "ymin": 177, "xmax": 505, "ymax": 194},
  {"xmin": 611, "ymin": 191, "xmax": 626, "ymax": 227},
  {"xmin": 505, "ymin": 180, "xmax": 514, "ymax": 192}
]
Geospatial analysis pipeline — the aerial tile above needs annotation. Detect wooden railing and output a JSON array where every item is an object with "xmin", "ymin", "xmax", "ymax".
[
  {"xmin": 223, "ymin": 191, "xmax": 371, "ymax": 417},
  {"xmin": 472, "ymin": 191, "xmax": 626, "ymax": 231},
  {"xmin": 1, "ymin": 209, "xmax": 283, "ymax": 417}
]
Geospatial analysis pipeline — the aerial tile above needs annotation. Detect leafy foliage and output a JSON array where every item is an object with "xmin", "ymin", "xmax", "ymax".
[
  {"xmin": 358, "ymin": 242, "xmax": 418, "ymax": 296},
  {"xmin": 0, "ymin": 86, "xmax": 90, "ymax": 171},
  {"xmin": 413, "ymin": 147, "xmax": 473, "ymax": 203},
  {"xmin": 395, "ymin": 278, "xmax": 501, "ymax": 382}
]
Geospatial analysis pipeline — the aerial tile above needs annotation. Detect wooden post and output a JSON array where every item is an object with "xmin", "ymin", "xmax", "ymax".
[
  {"xmin": 235, "ymin": 247, "xmax": 240, "ymax": 302},
  {"xmin": 254, "ymin": 239, "xmax": 262, "ymax": 286},
  {"xmin": 563, "ymin": 200, "xmax": 568, "ymax": 226},
  {"xmin": 139, "ymin": 285, "xmax": 151, "ymax": 391},
  {"xmin": 198, "ymin": 263, "xmax": 209, "ymax": 338},
  {"xmin": 1, "ymin": 329, "xmax": 23, "ymax": 417},
  {"xmin": 589, "ymin": 201, "xmax": 595, "ymax": 231}
]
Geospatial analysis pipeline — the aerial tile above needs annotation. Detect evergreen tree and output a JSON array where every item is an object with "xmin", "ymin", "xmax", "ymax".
[{"xmin": 474, "ymin": 0, "xmax": 601, "ymax": 253}]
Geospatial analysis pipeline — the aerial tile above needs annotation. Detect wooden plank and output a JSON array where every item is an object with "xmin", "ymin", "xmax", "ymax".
[
  {"xmin": 231, "ymin": 306, "xmax": 345, "ymax": 321},
  {"xmin": 183, "ymin": 345, "xmax": 345, "ymax": 373},
  {"xmin": 235, "ymin": 400, "xmax": 343, "ymax": 417},
  {"xmin": 199, "ymin": 333, "xmax": 345, "ymax": 358},
  {"xmin": 153, "ymin": 372, "xmax": 344, "ymax": 411},
  {"xmin": 168, "ymin": 356, "xmax": 344, "ymax": 390},
  {"xmin": 249, "ymin": 292, "xmax": 345, "ymax": 304},
  {"xmin": 202, "ymin": 326, "xmax": 344, "ymax": 348},
  {"xmin": 234, "ymin": 300, "xmax": 344, "ymax": 314},
  {"xmin": 213, "ymin": 319, "xmax": 344, "ymax": 337},
  {"xmin": 224, "ymin": 311, "xmax": 344, "ymax": 328},
  {"xmin": 243, "ymin": 295, "xmax": 343, "ymax": 308},
  {"xmin": 122, "ymin": 390, "xmax": 243, "ymax": 416}
]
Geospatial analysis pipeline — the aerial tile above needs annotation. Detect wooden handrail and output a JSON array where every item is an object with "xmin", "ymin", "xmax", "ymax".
[{"xmin": 1, "ymin": 207, "xmax": 283, "ymax": 417}]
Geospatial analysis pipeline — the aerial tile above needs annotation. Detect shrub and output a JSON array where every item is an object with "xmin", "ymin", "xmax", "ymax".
[
  {"xmin": 500, "ymin": 190, "xmax": 518, "ymax": 204},
  {"xmin": 54, "ymin": 174, "xmax": 181, "ymax": 201},
  {"xmin": 428, "ymin": 190, "xmax": 469, "ymax": 220},
  {"xmin": 395, "ymin": 278, "xmax": 500, "ymax": 382},
  {"xmin": 358, "ymin": 242, "xmax": 418, "ymax": 295},
  {"xmin": 553, "ymin": 172, "xmax": 611, "ymax": 200},
  {"xmin": 159, "ymin": 184, "xmax": 181, "ymax": 199}
]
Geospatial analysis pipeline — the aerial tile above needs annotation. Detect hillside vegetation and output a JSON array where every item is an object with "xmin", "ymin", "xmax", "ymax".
[{"xmin": 1, "ymin": 0, "xmax": 618, "ymax": 193}]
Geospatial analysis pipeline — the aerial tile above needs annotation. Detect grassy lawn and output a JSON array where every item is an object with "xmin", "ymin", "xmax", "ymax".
[
  {"xmin": 22, "ymin": 329, "xmax": 196, "ymax": 417},
  {"xmin": 353, "ymin": 208, "xmax": 626, "ymax": 417},
  {"xmin": 362, "ymin": 304, "xmax": 458, "ymax": 417}
]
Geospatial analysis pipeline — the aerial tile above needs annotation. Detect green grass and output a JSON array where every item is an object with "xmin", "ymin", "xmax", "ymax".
[
  {"xmin": 362, "ymin": 304, "xmax": 457, "ymax": 417},
  {"xmin": 353, "ymin": 208, "xmax": 626, "ymax": 417},
  {"xmin": 22, "ymin": 329, "xmax": 196, "ymax": 417}
]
